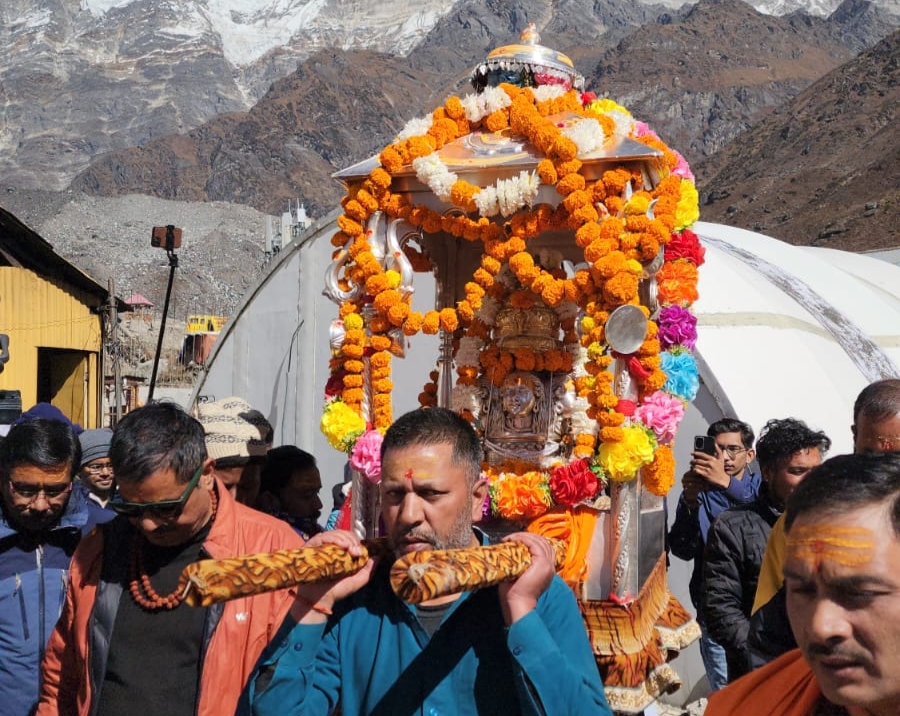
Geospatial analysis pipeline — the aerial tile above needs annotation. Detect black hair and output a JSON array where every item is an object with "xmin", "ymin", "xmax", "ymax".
[
  {"xmin": 110, "ymin": 401, "xmax": 206, "ymax": 484},
  {"xmin": 0, "ymin": 418, "xmax": 81, "ymax": 481},
  {"xmin": 755, "ymin": 418, "xmax": 831, "ymax": 473},
  {"xmin": 708, "ymin": 417, "xmax": 755, "ymax": 449},
  {"xmin": 853, "ymin": 378, "xmax": 900, "ymax": 423},
  {"xmin": 260, "ymin": 446, "xmax": 317, "ymax": 495},
  {"xmin": 785, "ymin": 452, "xmax": 900, "ymax": 536},
  {"xmin": 381, "ymin": 407, "xmax": 482, "ymax": 486}
]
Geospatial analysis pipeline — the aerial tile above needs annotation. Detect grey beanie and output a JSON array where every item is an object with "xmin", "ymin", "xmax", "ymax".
[{"xmin": 79, "ymin": 428, "xmax": 113, "ymax": 467}]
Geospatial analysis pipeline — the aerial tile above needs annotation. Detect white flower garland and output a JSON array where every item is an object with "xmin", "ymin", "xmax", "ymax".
[
  {"xmin": 474, "ymin": 170, "xmax": 541, "ymax": 217},
  {"xmin": 604, "ymin": 109, "xmax": 635, "ymax": 138},
  {"xmin": 562, "ymin": 117, "xmax": 607, "ymax": 156},
  {"xmin": 412, "ymin": 153, "xmax": 457, "ymax": 202},
  {"xmin": 460, "ymin": 86, "xmax": 512, "ymax": 122},
  {"xmin": 531, "ymin": 85, "xmax": 567, "ymax": 103},
  {"xmin": 396, "ymin": 115, "xmax": 434, "ymax": 141}
]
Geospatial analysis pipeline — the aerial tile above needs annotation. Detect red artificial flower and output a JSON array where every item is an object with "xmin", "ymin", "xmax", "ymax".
[
  {"xmin": 549, "ymin": 459, "xmax": 599, "ymax": 507},
  {"xmin": 664, "ymin": 228, "xmax": 705, "ymax": 266},
  {"xmin": 324, "ymin": 371, "xmax": 346, "ymax": 399}
]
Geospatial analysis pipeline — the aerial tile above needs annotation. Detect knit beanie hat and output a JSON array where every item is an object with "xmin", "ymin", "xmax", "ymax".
[
  {"xmin": 79, "ymin": 428, "xmax": 113, "ymax": 467},
  {"xmin": 197, "ymin": 397, "xmax": 273, "ymax": 462},
  {"xmin": 13, "ymin": 402, "xmax": 83, "ymax": 434}
]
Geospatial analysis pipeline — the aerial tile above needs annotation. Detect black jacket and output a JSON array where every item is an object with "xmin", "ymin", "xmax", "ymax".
[
  {"xmin": 747, "ymin": 585, "xmax": 796, "ymax": 670},
  {"xmin": 702, "ymin": 486, "xmax": 781, "ymax": 681}
]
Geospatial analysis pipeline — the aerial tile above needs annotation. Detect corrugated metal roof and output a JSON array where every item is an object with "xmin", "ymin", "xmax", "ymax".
[{"xmin": 0, "ymin": 206, "xmax": 126, "ymax": 309}]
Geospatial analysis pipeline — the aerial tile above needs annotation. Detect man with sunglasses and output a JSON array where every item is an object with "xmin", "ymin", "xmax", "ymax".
[
  {"xmin": 0, "ymin": 416, "xmax": 92, "ymax": 716},
  {"xmin": 36, "ymin": 401, "xmax": 302, "ymax": 716}
]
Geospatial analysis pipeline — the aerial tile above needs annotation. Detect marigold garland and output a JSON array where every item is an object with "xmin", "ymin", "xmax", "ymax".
[{"xmin": 321, "ymin": 86, "xmax": 702, "ymax": 514}]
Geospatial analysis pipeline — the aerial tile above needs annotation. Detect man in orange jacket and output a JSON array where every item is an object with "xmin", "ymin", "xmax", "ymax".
[
  {"xmin": 705, "ymin": 452, "xmax": 900, "ymax": 716},
  {"xmin": 36, "ymin": 401, "xmax": 302, "ymax": 716}
]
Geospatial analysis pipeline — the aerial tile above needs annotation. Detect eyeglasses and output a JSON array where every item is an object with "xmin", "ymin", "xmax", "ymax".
[
  {"xmin": 8, "ymin": 481, "xmax": 73, "ymax": 502},
  {"xmin": 721, "ymin": 446, "xmax": 747, "ymax": 459},
  {"xmin": 83, "ymin": 462, "xmax": 113, "ymax": 475},
  {"xmin": 108, "ymin": 465, "xmax": 203, "ymax": 519}
]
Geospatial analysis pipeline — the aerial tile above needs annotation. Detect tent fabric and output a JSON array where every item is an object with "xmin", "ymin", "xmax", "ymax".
[{"xmin": 691, "ymin": 221, "xmax": 900, "ymax": 456}]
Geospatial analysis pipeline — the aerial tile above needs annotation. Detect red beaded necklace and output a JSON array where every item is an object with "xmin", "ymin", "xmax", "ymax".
[{"xmin": 128, "ymin": 489, "xmax": 218, "ymax": 611}]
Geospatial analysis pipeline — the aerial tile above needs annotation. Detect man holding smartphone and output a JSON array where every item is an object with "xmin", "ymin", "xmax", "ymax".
[{"xmin": 668, "ymin": 418, "xmax": 759, "ymax": 692}]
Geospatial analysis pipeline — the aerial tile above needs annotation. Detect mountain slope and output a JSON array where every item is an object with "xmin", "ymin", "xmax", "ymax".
[
  {"xmin": 696, "ymin": 29, "xmax": 899, "ymax": 249},
  {"xmin": 69, "ymin": 0, "xmax": 876, "ymax": 218}
]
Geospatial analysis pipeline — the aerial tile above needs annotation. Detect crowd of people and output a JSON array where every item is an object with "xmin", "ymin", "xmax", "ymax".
[{"xmin": 1, "ymin": 379, "xmax": 899, "ymax": 716}]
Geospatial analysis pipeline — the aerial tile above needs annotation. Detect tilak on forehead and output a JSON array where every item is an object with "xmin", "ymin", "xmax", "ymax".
[{"xmin": 786, "ymin": 525, "xmax": 876, "ymax": 572}]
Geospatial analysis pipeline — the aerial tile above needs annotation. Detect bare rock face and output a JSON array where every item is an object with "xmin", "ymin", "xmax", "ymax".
[
  {"xmin": 0, "ymin": 0, "xmax": 459, "ymax": 191},
  {"xmin": 696, "ymin": 29, "xmax": 900, "ymax": 251},
  {"xmin": 30, "ymin": 192, "xmax": 273, "ymax": 321},
  {"xmin": 1, "ymin": 0, "xmax": 899, "ymax": 317},
  {"xmin": 0, "ymin": 0, "xmax": 247, "ymax": 189},
  {"xmin": 66, "ymin": 0, "xmax": 887, "ymax": 219}
]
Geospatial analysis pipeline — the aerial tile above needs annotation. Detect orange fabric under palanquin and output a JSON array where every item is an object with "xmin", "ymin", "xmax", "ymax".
[{"xmin": 527, "ymin": 506, "xmax": 597, "ymax": 588}]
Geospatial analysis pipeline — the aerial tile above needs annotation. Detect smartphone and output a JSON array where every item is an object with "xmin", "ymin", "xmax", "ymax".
[{"xmin": 693, "ymin": 435, "xmax": 717, "ymax": 456}]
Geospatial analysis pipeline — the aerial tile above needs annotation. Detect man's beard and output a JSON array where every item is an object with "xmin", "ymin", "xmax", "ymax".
[{"xmin": 391, "ymin": 497, "xmax": 474, "ymax": 556}]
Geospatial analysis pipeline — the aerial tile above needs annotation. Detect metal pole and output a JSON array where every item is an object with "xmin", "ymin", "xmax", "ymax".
[{"xmin": 148, "ymin": 249, "xmax": 178, "ymax": 402}]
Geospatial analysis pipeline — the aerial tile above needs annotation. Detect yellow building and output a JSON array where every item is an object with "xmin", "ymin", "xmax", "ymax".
[{"xmin": 0, "ymin": 207, "xmax": 117, "ymax": 428}]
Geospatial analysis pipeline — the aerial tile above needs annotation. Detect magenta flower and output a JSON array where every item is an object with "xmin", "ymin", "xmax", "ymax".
[{"xmin": 657, "ymin": 304, "xmax": 698, "ymax": 351}]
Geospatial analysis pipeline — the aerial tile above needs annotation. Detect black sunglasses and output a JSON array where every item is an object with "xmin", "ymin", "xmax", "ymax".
[{"xmin": 108, "ymin": 465, "xmax": 203, "ymax": 519}]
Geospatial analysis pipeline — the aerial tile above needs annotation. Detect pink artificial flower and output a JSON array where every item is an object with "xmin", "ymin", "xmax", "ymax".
[
  {"xmin": 671, "ymin": 150, "xmax": 695, "ymax": 183},
  {"xmin": 350, "ymin": 429, "xmax": 383, "ymax": 483},
  {"xmin": 632, "ymin": 121, "xmax": 660, "ymax": 141},
  {"xmin": 634, "ymin": 391, "xmax": 685, "ymax": 445}
]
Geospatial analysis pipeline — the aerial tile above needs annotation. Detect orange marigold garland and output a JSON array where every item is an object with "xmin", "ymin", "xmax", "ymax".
[{"xmin": 321, "ymin": 88, "xmax": 701, "ymax": 511}]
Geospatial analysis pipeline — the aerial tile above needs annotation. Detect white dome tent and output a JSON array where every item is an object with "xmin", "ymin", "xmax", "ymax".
[{"xmin": 190, "ymin": 217, "xmax": 900, "ymax": 703}]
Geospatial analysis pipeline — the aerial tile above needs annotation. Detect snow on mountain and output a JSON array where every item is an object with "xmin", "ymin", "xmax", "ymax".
[
  {"xmin": 752, "ymin": 0, "xmax": 899, "ymax": 14},
  {"xmin": 78, "ymin": 0, "xmax": 455, "ymax": 67}
]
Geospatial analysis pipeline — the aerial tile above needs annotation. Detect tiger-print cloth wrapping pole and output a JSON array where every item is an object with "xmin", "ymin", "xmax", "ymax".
[
  {"xmin": 179, "ymin": 537, "xmax": 567, "ymax": 607},
  {"xmin": 390, "ymin": 538, "xmax": 568, "ymax": 604},
  {"xmin": 179, "ymin": 539, "xmax": 392, "ymax": 607}
]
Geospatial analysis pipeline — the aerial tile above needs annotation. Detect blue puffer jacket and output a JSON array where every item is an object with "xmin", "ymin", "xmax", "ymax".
[{"xmin": 0, "ymin": 487, "xmax": 94, "ymax": 716}]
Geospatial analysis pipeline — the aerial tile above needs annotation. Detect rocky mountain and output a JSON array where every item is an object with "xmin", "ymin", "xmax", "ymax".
[
  {"xmin": 0, "ymin": 0, "xmax": 898, "ymax": 319},
  {"xmin": 3, "ymin": 0, "xmax": 896, "ymax": 192},
  {"xmin": 696, "ymin": 28, "xmax": 899, "ymax": 250},
  {"xmin": 65, "ymin": 0, "xmax": 890, "ymax": 220},
  {"xmin": 0, "ymin": 0, "xmax": 460, "ymax": 190}
]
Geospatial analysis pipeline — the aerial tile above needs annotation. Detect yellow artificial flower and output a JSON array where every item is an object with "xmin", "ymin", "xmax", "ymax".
[{"xmin": 598, "ymin": 425, "xmax": 656, "ymax": 482}]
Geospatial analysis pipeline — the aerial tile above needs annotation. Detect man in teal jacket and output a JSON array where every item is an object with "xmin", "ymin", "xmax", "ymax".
[{"xmin": 240, "ymin": 407, "xmax": 611, "ymax": 716}]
